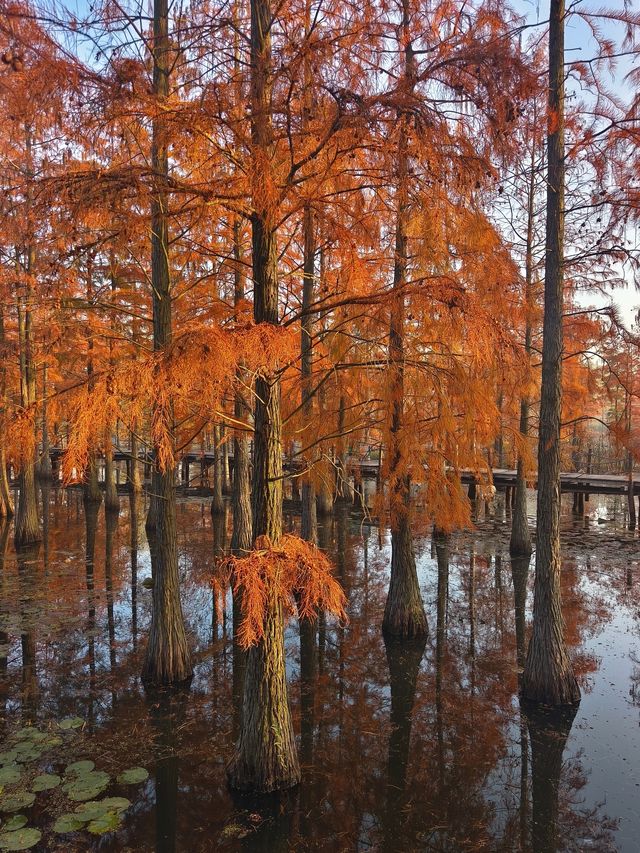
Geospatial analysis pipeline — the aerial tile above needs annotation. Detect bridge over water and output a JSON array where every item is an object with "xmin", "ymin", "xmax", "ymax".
[{"xmin": 45, "ymin": 448, "xmax": 635, "ymax": 497}]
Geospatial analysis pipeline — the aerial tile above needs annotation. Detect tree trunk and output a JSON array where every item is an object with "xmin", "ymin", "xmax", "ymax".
[
  {"xmin": 129, "ymin": 428, "xmax": 143, "ymax": 493},
  {"xmin": 36, "ymin": 365, "xmax": 52, "ymax": 481},
  {"xmin": 221, "ymin": 425, "xmax": 231, "ymax": 495},
  {"xmin": 83, "ymin": 454, "xmax": 103, "ymax": 506},
  {"xmin": 300, "ymin": 205, "xmax": 317, "ymax": 544},
  {"xmin": 522, "ymin": 0, "xmax": 579, "ymax": 706},
  {"xmin": 15, "ymin": 283, "xmax": 40, "ymax": 546},
  {"xmin": 104, "ymin": 441, "xmax": 119, "ymax": 512},
  {"xmin": 142, "ymin": 0, "xmax": 192, "ymax": 686},
  {"xmin": 0, "ymin": 302, "xmax": 14, "ymax": 518},
  {"xmin": 231, "ymin": 220, "xmax": 252, "ymax": 556},
  {"xmin": 382, "ymin": 8, "xmax": 427, "ymax": 639},
  {"xmin": 0, "ymin": 444, "xmax": 13, "ymax": 519},
  {"xmin": 228, "ymin": 0, "xmax": 300, "ymax": 791},
  {"xmin": 211, "ymin": 424, "xmax": 225, "ymax": 515},
  {"xmin": 511, "ymin": 126, "xmax": 537, "ymax": 557}
]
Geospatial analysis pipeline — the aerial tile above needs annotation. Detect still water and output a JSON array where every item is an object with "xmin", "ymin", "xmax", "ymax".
[{"xmin": 0, "ymin": 487, "xmax": 639, "ymax": 851}]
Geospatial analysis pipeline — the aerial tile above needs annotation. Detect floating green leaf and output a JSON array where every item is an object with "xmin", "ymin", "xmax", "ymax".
[
  {"xmin": 141, "ymin": 577, "xmax": 154, "ymax": 589},
  {"xmin": 98, "ymin": 797, "xmax": 130, "ymax": 814},
  {"xmin": 73, "ymin": 801, "xmax": 112, "ymax": 822},
  {"xmin": 0, "ymin": 768, "xmax": 20, "ymax": 787},
  {"xmin": 44, "ymin": 735, "xmax": 62, "ymax": 748},
  {"xmin": 64, "ymin": 761, "xmax": 94, "ymax": 777},
  {"xmin": 0, "ymin": 818, "xmax": 26, "ymax": 833},
  {"xmin": 58, "ymin": 717, "xmax": 84, "ymax": 731},
  {"xmin": 31, "ymin": 774, "xmax": 60, "ymax": 792},
  {"xmin": 0, "ymin": 792, "xmax": 35, "ymax": 813},
  {"xmin": 86, "ymin": 811, "xmax": 121, "ymax": 835},
  {"xmin": 0, "ymin": 754, "xmax": 16, "ymax": 768},
  {"xmin": 52, "ymin": 813, "xmax": 85, "ymax": 834},
  {"xmin": 0, "ymin": 828, "xmax": 41, "ymax": 850},
  {"xmin": 11, "ymin": 745, "xmax": 41, "ymax": 765},
  {"xmin": 116, "ymin": 767, "xmax": 148, "ymax": 785},
  {"xmin": 65, "ymin": 771, "xmax": 110, "ymax": 802},
  {"xmin": 13, "ymin": 731, "xmax": 45, "ymax": 745}
]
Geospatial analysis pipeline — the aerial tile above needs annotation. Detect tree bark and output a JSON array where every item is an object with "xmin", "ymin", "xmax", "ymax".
[
  {"xmin": 300, "ymin": 206, "xmax": 317, "ymax": 544},
  {"xmin": 104, "ymin": 441, "xmax": 119, "ymax": 512},
  {"xmin": 522, "ymin": 0, "xmax": 579, "ymax": 706},
  {"xmin": 382, "ymin": 2, "xmax": 427, "ymax": 639},
  {"xmin": 141, "ymin": 0, "xmax": 192, "ymax": 686},
  {"xmin": 36, "ymin": 365, "xmax": 52, "ymax": 481},
  {"xmin": 0, "ymin": 302, "xmax": 14, "ymax": 518},
  {"xmin": 211, "ymin": 423, "xmax": 225, "ymax": 515},
  {"xmin": 15, "ymin": 265, "xmax": 40, "ymax": 546},
  {"xmin": 228, "ymin": 0, "xmax": 300, "ymax": 791},
  {"xmin": 511, "ymin": 125, "xmax": 537, "ymax": 557},
  {"xmin": 231, "ymin": 221, "xmax": 253, "ymax": 555}
]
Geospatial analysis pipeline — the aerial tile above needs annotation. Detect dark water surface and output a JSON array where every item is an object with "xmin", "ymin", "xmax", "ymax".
[{"xmin": 0, "ymin": 488, "xmax": 639, "ymax": 851}]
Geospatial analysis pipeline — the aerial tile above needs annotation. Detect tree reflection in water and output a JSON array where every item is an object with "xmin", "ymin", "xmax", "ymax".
[{"xmin": 0, "ymin": 495, "xmax": 630, "ymax": 850}]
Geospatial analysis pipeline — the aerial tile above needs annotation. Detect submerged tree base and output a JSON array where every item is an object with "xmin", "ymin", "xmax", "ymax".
[{"xmin": 521, "ymin": 641, "xmax": 580, "ymax": 707}]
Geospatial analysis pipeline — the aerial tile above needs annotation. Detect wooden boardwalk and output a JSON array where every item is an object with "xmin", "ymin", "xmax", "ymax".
[{"xmin": 47, "ymin": 448, "xmax": 635, "ymax": 496}]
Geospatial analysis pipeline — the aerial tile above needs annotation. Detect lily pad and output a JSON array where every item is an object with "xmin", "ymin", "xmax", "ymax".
[
  {"xmin": 87, "ymin": 811, "xmax": 121, "ymax": 835},
  {"xmin": 116, "ymin": 767, "xmax": 148, "ymax": 785},
  {"xmin": 0, "ymin": 754, "xmax": 16, "ymax": 767},
  {"xmin": 100, "ymin": 797, "xmax": 130, "ymax": 813},
  {"xmin": 0, "ymin": 792, "xmax": 35, "ymax": 813},
  {"xmin": 0, "ymin": 819, "xmax": 26, "ymax": 833},
  {"xmin": 0, "ymin": 768, "xmax": 20, "ymax": 787},
  {"xmin": 13, "ymin": 730, "xmax": 45, "ymax": 745},
  {"xmin": 52, "ymin": 813, "xmax": 85, "ymax": 834},
  {"xmin": 73, "ymin": 801, "xmax": 112, "ymax": 821},
  {"xmin": 65, "ymin": 771, "xmax": 110, "ymax": 802},
  {"xmin": 58, "ymin": 717, "xmax": 84, "ymax": 731},
  {"xmin": 64, "ymin": 760, "xmax": 94, "ymax": 777},
  {"xmin": 74, "ymin": 797, "xmax": 130, "ymax": 822},
  {"xmin": 0, "ymin": 828, "xmax": 41, "ymax": 850},
  {"xmin": 31, "ymin": 773, "xmax": 61, "ymax": 792},
  {"xmin": 44, "ymin": 735, "xmax": 62, "ymax": 748}
]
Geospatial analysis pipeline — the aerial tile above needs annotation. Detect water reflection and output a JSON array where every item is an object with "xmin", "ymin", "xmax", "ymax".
[{"xmin": 0, "ymin": 493, "xmax": 634, "ymax": 850}]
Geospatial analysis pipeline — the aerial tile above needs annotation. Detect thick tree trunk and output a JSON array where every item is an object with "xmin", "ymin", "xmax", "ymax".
[
  {"xmin": 142, "ymin": 0, "xmax": 192, "ymax": 687},
  {"xmin": 382, "ymin": 15, "xmax": 427, "ymax": 639},
  {"xmin": 228, "ymin": 0, "xmax": 300, "ymax": 791},
  {"xmin": 522, "ymin": 0, "xmax": 579, "ymax": 706}
]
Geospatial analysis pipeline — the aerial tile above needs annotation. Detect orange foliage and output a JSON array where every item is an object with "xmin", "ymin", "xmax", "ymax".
[{"xmin": 216, "ymin": 534, "xmax": 347, "ymax": 648}]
